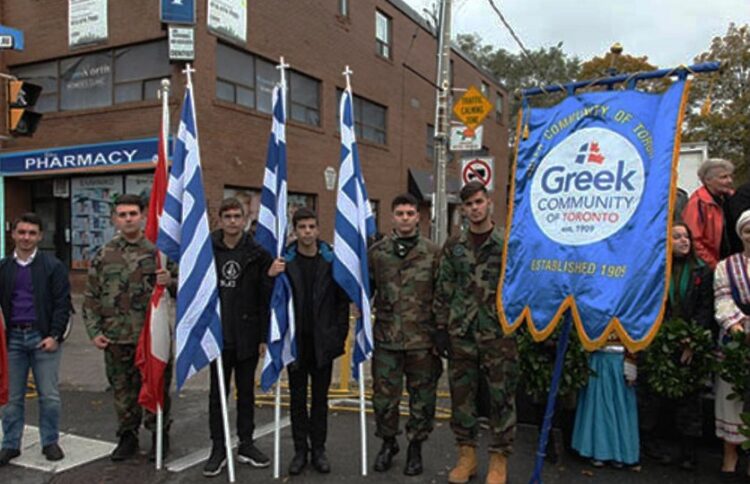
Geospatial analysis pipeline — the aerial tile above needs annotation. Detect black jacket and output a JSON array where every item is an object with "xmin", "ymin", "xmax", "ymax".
[
  {"xmin": 0, "ymin": 251, "xmax": 72, "ymax": 342},
  {"xmin": 667, "ymin": 258, "xmax": 714, "ymax": 332},
  {"xmin": 212, "ymin": 230, "xmax": 273, "ymax": 361},
  {"xmin": 285, "ymin": 241, "xmax": 350, "ymax": 368}
]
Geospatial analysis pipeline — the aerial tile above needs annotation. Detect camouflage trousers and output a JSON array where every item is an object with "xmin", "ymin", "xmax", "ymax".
[
  {"xmin": 448, "ymin": 332, "xmax": 519, "ymax": 455},
  {"xmin": 104, "ymin": 344, "xmax": 173, "ymax": 436},
  {"xmin": 371, "ymin": 346, "xmax": 443, "ymax": 442}
]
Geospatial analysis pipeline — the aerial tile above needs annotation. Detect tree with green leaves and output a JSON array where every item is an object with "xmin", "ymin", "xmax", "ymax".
[
  {"xmin": 455, "ymin": 33, "xmax": 581, "ymax": 132},
  {"xmin": 684, "ymin": 23, "xmax": 750, "ymax": 179}
]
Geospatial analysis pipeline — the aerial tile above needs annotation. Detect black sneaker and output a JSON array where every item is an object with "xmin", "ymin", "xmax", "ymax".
[
  {"xmin": 110, "ymin": 431, "xmax": 138, "ymax": 461},
  {"xmin": 42, "ymin": 443, "xmax": 64, "ymax": 462},
  {"xmin": 203, "ymin": 443, "xmax": 227, "ymax": 477},
  {"xmin": 0, "ymin": 448, "xmax": 20, "ymax": 466},
  {"xmin": 238, "ymin": 441, "xmax": 270, "ymax": 468}
]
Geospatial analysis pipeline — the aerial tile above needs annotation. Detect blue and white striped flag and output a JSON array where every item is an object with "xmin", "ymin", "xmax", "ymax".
[
  {"xmin": 157, "ymin": 82, "xmax": 222, "ymax": 390},
  {"xmin": 258, "ymin": 83, "xmax": 297, "ymax": 392},
  {"xmin": 333, "ymin": 86, "xmax": 376, "ymax": 380}
]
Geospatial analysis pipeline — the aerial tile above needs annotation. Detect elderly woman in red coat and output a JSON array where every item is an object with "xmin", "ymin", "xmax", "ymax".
[{"xmin": 682, "ymin": 158, "xmax": 735, "ymax": 269}]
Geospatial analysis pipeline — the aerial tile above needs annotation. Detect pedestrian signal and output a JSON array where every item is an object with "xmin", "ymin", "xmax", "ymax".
[{"xmin": 7, "ymin": 79, "xmax": 42, "ymax": 136}]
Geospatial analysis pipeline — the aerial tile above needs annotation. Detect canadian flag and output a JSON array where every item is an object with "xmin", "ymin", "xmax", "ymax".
[
  {"xmin": 135, "ymin": 99, "xmax": 172, "ymax": 414},
  {"xmin": 0, "ymin": 311, "xmax": 8, "ymax": 406}
]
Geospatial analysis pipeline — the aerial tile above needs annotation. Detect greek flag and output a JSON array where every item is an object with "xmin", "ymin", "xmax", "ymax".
[
  {"xmin": 333, "ymin": 87, "xmax": 376, "ymax": 379},
  {"xmin": 157, "ymin": 82, "xmax": 222, "ymax": 390},
  {"xmin": 258, "ymin": 83, "xmax": 297, "ymax": 392}
]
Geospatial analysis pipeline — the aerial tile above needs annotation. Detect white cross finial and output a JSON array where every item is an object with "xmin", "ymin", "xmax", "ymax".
[
  {"xmin": 276, "ymin": 56, "xmax": 289, "ymax": 88},
  {"xmin": 342, "ymin": 65, "xmax": 353, "ymax": 90},
  {"xmin": 182, "ymin": 63, "xmax": 196, "ymax": 88}
]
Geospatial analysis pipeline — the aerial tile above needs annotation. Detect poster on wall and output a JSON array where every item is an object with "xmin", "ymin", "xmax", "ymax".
[
  {"xmin": 69, "ymin": 0, "xmax": 108, "ymax": 48},
  {"xmin": 207, "ymin": 0, "xmax": 247, "ymax": 45},
  {"xmin": 71, "ymin": 175, "xmax": 122, "ymax": 269}
]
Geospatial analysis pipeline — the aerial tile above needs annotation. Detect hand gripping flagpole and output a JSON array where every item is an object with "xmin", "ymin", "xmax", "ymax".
[
  {"xmin": 272, "ymin": 56, "xmax": 290, "ymax": 481},
  {"xmin": 154, "ymin": 77, "xmax": 170, "ymax": 471},
  {"xmin": 342, "ymin": 65, "xmax": 369, "ymax": 478},
  {"xmin": 182, "ymin": 63, "xmax": 236, "ymax": 484}
]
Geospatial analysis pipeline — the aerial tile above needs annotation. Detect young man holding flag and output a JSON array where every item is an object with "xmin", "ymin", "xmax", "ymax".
[
  {"xmin": 83, "ymin": 194, "xmax": 174, "ymax": 461},
  {"xmin": 268, "ymin": 207, "xmax": 349, "ymax": 476},
  {"xmin": 203, "ymin": 197, "xmax": 273, "ymax": 477}
]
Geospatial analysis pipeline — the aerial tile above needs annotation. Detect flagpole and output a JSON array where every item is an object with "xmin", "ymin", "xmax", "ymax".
[
  {"xmin": 181, "ymin": 63, "xmax": 235, "ymax": 483},
  {"xmin": 341, "ymin": 65, "xmax": 368, "ymax": 477},
  {"xmin": 216, "ymin": 355, "xmax": 236, "ymax": 483},
  {"xmin": 358, "ymin": 362, "xmax": 367, "ymax": 476},
  {"xmin": 154, "ymin": 77, "xmax": 170, "ymax": 472},
  {"xmin": 271, "ymin": 56, "xmax": 290, "ymax": 480}
]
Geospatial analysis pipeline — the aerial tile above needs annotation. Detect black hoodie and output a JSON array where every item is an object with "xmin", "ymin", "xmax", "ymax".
[{"xmin": 211, "ymin": 230, "xmax": 273, "ymax": 360}]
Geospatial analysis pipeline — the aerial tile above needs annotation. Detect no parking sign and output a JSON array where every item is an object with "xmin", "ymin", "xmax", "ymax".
[{"xmin": 461, "ymin": 157, "xmax": 494, "ymax": 191}]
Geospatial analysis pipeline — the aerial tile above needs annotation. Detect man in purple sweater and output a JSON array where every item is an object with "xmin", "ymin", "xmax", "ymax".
[{"xmin": 0, "ymin": 213, "xmax": 71, "ymax": 466}]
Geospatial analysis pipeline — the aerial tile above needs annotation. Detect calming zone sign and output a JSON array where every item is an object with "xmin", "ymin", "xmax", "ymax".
[{"xmin": 498, "ymin": 80, "xmax": 690, "ymax": 351}]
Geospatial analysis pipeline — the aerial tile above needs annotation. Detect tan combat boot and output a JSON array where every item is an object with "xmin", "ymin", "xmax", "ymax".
[
  {"xmin": 485, "ymin": 452, "xmax": 508, "ymax": 484},
  {"xmin": 448, "ymin": 445, "xmax": 478, "ymax": 484}
]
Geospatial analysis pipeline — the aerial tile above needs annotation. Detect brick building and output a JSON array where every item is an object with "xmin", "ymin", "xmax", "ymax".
[{"xmin": 0, "ymin": 0, "xmax": 509, "ymax": 286}]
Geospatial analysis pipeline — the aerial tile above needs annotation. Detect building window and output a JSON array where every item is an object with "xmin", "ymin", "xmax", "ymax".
[
  {"xmin": 216, "ymin": 42, "xmax": 256, "ymax": 109},
  {"xmin": 481, "ymin": 81, "xmax": 490, "ymax": 97},
  {"xmin": 375, "ymin": 10, "xmax": 391, "ymax": 59},
  {"xmin": 289, "ymin": 71, "xmax": 321, "ymax": 126},
  {"xmin": 337, "ymin": 89, "xmax": 388, "ymax": 145},
  {"xmin": 495, "ymin": 91, "xmax": 504, "ymax": 122},
  {"xmin": 11, "ymin": 40, "xmax": 169, "ymax": 113},
  {"xmin": 114, "ymin": 42, "xmax": 171, "ymax": 104},
  {"xmin": 216, "ymin": 43, "xmax": 321, "ymax": 126},
  {"xmin": 339, "ymin": 0, "xmax": 349, "ymax": 17},
  {"xmin": 426, "ymin": 124, "xmax": 435, "ymax": 160}
]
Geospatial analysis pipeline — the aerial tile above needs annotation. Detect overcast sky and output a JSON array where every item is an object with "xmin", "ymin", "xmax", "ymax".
[{"xmin": 403, "ymin": 0, "xmax": 749, "ymax": 67}]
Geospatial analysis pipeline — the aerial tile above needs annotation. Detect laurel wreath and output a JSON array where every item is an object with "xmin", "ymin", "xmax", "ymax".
[
  {"xmin": 641, "ymin": 317, "xmax": 716, "ymax": 399},
  {"xmin": 719, "ymin": 331, "xmax": 750, "ymax": 401},
  {"xmin": 517, "ymin": 325, "xmax": 591, "ymax": 403}
]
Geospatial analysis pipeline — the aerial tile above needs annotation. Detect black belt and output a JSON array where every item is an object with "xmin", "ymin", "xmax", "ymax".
[{"xmin": 9, "ymin": 322, "xmax": 35, "ymax": 330}]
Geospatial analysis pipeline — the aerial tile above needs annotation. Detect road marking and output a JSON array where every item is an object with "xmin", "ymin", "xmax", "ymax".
[
  {"xmin": 9, "ymin": 424, "xmax": 115, "ymax": 473},
  {"xmin": 166, "ymin": 416, "xmax": 290, "ymax": 473}
]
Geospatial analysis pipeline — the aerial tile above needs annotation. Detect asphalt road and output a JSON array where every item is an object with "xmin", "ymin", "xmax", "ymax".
[{"xmin": 2, "ymin": 387, "xmax": 739, "ymax": 484}]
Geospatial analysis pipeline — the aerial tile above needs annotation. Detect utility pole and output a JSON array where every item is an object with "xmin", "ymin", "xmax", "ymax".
[{"xmin": 431, "ymin": 0, "xmax": 451, "ymax": 245}]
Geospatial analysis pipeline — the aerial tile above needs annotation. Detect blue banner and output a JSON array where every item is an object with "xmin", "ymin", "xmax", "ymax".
[
  {"xmin": 0, "ymin": 137, "xmax": 173, "ymax": 176},
  {"xmin": 498, "ymin": 80, "xmax": 690, "ymax": 351},
  {"xmin": 160, "ymin": 0, "xmax": 196, "ymax": 25}
]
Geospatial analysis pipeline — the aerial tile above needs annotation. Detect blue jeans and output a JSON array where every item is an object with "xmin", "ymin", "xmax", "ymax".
[{"xmin": 1, "ymin": 328, "xmax": 62, "ymax": 450}]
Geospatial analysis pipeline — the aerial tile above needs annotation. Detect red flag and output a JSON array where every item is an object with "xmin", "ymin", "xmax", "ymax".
[
  {"xmin": 0, "ymin": 312, "xmax": 8, "ymax": 406},
  {"xmin": 136, "ymin": 93, "xmax": 171, "ymax": 414}
]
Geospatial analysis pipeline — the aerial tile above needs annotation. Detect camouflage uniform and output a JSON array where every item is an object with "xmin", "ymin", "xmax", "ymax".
[
  {"xmin": 83, "ymin": 234, "xmax": 174, "ymax": 436},
  {"xmin": 434, "ymin": 227, "xmax": 519, "ymax": 455},
  {"xmin": 369, "ymin": 235, "xmax": 442, "ymax": 442}
]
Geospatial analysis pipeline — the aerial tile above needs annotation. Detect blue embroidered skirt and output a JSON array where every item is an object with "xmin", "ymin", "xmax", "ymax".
[{"xmin": 571, "ymin": 351, "xmax": 640, "ymax": 465}]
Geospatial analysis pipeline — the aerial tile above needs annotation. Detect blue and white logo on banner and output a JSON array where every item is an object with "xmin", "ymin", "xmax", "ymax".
[
  {"xmin": 498, "ymin": 80, "xmax": 690, "ymax": 352},
  {"xmin": 160, "ymin": 0, "xmax": 196, "ymax": 24}
]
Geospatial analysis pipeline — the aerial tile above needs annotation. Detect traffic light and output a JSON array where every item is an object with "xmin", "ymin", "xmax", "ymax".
[{"xmin": 7, "ymin": 79, "xmax": 42, "ymax": 136}]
